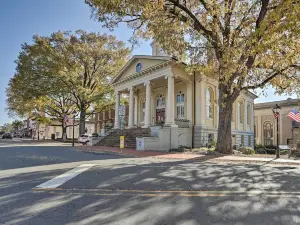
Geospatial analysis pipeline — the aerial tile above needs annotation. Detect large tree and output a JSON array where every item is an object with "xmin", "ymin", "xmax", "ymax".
[
  {"xmin": 10, "ymin": 30, "xmax": 130, "ymax": 135},
  {"xmin": 86, "ymin": 0, "xmax": 300, "ymax": 153},
  {"xmin": 6, "ymin": 70, "xmax": 77, "ymax": 138},
  {"xmin": 11, "ymin": 120, "xmax": 24, "ymax": 132}
]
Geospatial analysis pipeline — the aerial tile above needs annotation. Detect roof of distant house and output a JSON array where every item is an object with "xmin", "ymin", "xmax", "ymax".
[{"xmin": 254, "ymin": 98, "xmax": 299, "ymax": 109}]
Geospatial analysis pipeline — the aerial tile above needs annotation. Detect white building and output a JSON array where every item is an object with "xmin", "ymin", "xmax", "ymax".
[{"xmin": 108, "ymin": 42, "xmax": 256, "ymax": 151}]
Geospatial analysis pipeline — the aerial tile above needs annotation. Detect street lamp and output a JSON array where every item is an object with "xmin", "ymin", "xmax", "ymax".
[
  {"xmin": 72, "ymin": 112, "xmax": 76, "ymax": 147},
  {"xmin": 272, "ymin": 104, "xmax": 281, "ymax": 158}
]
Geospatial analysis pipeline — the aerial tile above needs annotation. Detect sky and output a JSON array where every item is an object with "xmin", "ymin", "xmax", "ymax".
[{"xmin": 0, "ymin": 0, "xmax": 296, "ymax": 126}]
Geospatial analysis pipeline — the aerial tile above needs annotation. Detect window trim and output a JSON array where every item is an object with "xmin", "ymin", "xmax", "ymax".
[
  {"xmin": 238, "ymin": 101, "xmax": 244, "ymax": 125},
  {"xmin": 176, "ymin": 92, "xmax": 185, "ymax": 119},
  {"xmin": 156, "ymin": 94, "xmax": 165, "ymax": 110},
  {"xmin": 263, "ymin": 121, "xmax": 274, "ymax": 146},
  {"xmin": 206, "ymin": 87, "xmax": 214, "ymax": 119},
  {"xmin": 247, "ymin": 103, "xmax": 251, "ymax": 125}
]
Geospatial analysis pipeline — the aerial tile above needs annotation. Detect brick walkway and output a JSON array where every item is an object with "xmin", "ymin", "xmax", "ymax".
[{"xmin": 76, "ymin": 146, "xmax": 201, "ymax": 159}]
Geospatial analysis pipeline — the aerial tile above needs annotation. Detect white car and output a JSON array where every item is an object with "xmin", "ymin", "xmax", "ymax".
[{"xmin": 78, "ymin": 134, "xmax": 90, "ymax": 145}]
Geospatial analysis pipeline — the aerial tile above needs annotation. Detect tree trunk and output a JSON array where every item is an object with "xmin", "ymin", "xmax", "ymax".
[
  {"xmin": 62, "ymin": 126, "xmax": 67, "ymax": 139},
  {"xmin": 79, "ymin": 110, "xmax": 86, "ymax": 135},
  {"xmin": 216, "ymin": 94, "xmax": 233, "ymax": 154}
]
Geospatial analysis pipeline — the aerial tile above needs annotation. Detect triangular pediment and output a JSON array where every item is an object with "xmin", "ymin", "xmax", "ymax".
[{"xmin": 111, "ymin": 55, "xmax": 172, "ymax": 84}]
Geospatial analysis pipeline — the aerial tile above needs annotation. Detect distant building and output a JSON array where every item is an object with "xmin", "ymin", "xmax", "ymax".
[
  {"xmin": 254, "ymin": 98, "xmax": 300, "ymax": 148},
  {"xmin": 31, "ymin": 118, "xmax": 95, "ymax": 140}
]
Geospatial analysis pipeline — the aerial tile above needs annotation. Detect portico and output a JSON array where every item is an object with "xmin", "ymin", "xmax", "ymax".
[{"xmin": 112, "ymin": 56, "xmax": 193, "ymax": 130}]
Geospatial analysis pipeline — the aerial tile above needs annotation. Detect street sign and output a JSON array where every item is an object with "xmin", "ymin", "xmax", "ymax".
[{"xmin": 120, "ymin": 136, "xmax": 124, "ymax": 149}]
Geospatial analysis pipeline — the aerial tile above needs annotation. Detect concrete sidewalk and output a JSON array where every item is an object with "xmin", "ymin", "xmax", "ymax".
[
  {"xmin": 77, "ymin": 146, "xmax": 300, "ymax": 165},
  {"xmin": 210, "ymin": 155, "xmax": 300, "ymax": 165}
]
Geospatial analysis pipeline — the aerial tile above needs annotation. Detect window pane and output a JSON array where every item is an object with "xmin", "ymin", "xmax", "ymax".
[
  {"xmin": 181, "ymin": 94, "xmax": 185, "ymax": 102},
  {"xmin": 181, "ymin": 106, "xmax": 184, "ymax": 117},
  {"xmin": 206, "ymin": 89, "xmax": 210, "ymax": 103},
  {"xmin": 206, "ymin": 106, "xmax": 210, "ymax": 118},
  {"xmin": 177, "ymin": 106, "xmax": 180, "ymax": 117},
  {"xmin": 176, "ymin": 95, "xmax": 180, "ymax": 103}
]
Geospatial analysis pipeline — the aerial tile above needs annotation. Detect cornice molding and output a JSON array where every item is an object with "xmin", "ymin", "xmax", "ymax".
[{"xmin": 113, "ymin": 61, "xmax": 172, "ymax": 87}]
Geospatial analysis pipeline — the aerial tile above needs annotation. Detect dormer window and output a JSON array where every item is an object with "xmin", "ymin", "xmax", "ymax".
[{"xmin": 136, "ymin": 63, "xmax": 142, "ymax": 73}]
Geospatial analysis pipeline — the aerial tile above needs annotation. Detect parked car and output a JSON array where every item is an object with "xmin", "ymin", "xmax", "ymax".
[
  {"xmin": 13, "ymin": 133, "xmax": 22, "ymax": 138},
  {"xmin": 78, "ymin": 134, "xmax": 90, "ymax": 145},
  {"xmin": 2, "ymin": 133, "xmax": 12, "ymax": 139}
]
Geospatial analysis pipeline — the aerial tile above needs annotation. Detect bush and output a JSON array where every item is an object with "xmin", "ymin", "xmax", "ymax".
[
  {"xmin": 255, "ymin": 144, "xmax": 264, "ymax": 149},
  {"xmin": 256, "ymin": 148, "xmax": 267, "ymax": 154},
  {"xmin": 245, "ymin": 148, "xmax": 255, "ymax": 155},
  {"xmin": 238, "ymin": 147, "xmax": 255, "ymax": 155},
  {"xmin": 265, "ymin": 145, "xmax": 276, "ymax": 149},
  {"xmin": 170, "ymin": 148, "xmax": 184, "ymax": 153},
  {"xmin": 265, "ymin": 149, "xmax": 276, "ymax": 154},
  {"xmin": 211, "ymin": 140, "xmax": 216, "ymax": 148}
]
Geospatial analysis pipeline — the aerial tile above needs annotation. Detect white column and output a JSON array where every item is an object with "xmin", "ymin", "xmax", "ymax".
[
  {"xmin": 114, "ymin": 91, "xmax": 120, "ymax": 129},
  {"xmin": 134, "ymin": 94, "xmax": 138, "ymax": 126},
  {"xmin": 128, "ymin": 87, "xmax": 134, "ymax": 128},
  {"xmin": 143, "ymin": 81, "xmax": 152, "ymax": 127},
  {"xmin": 165, "ymin": 74, "xmax": 176, "ymax": 126},
  {"xmin": 186, "ymin": 81, "xmax": 193, "ymax": 123},
  {"xmin": 257, "ymin": 115, "xmax": 262, "ymax": 144},
  {"xmin": 200, "ymin": 81, "xmax": 206, "ymax": 125}
]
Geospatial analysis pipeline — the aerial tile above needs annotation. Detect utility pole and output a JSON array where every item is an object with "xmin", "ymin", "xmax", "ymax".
[
  {"xmin": 276, "ymin": 115, "xmax": 279, "ymax": 158},
  {"xmin": 37, "ymin": 121, "xmax": 40, "ymax": 141},
  {"xmin": 272, "ymin": 104, "xmax": 281, "ymax": 159}
]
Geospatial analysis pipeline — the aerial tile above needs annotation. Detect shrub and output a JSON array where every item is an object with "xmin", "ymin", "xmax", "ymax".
[
  {"xmin": 211, "ymin": 140, "xmax": 216, "ymax": 148},
  {"xmin": 239, "ymin": 147, "xmax": 255, "ymax": 155},
  {"xmin": 265, "ymin": 145, "xmax": 276, "ymax": 149},
  {"xmin": 265, "ymin": 149, "xmax": 276, "ymax": 154},
  {"xmin": 255, "ymin": 144, "xmax": 264, "ymax": 149},
  {"xmin": 245, "ymin": 148, "xmax": 255, "ymax": 155},
  {"xmin": 256, "ymin": 148, "xmax": 267, "ymax": 154},
  {"xmin": 170, "ymin": 148, "xmax": 184, "ymax": 153}
]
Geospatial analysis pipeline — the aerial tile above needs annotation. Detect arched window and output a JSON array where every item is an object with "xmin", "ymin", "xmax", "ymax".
[
  {"xmin": 247, "ymin": 103, "xmax": 251, "ymax": 125},
  {"xmin": 176, "ymin": 91, "xmax": 184, "ymax": 118},
  {"xmin": 238, "ymin": 101, "xmax": 244, "ymax": 124},
  {"xmin": 263, "ymin": 121, "xmax": 273, "ymax": 146},
  {"xmin": 206, "ymin": 88, "xmax": 214, "ymax": 119},
  {"xmin": 156, "ymin": 94, "xmax": 165, "ymax": 109}
]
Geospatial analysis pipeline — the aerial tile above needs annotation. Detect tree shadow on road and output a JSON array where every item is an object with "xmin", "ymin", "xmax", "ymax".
[{"xmin": 1, "ymin": 159, "xmax": 300, "ymax": 225}]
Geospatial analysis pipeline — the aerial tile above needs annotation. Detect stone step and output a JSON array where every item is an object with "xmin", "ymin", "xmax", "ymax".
[{"xmin": 95, "ymin": 128, "xmax": 150, "ymax": 148}]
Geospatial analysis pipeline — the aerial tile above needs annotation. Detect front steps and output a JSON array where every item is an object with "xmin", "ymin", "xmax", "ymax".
[{"xmin": 95, "ymin": 128, "xmax": 151, "ymax": 149}]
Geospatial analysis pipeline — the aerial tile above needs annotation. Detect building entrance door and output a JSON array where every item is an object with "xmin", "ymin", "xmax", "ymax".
[{"xmin": 156, "ymin": 109, "xmax": 165, "ymax": 122}]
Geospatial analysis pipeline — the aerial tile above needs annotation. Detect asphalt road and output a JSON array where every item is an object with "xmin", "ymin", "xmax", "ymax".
[{"xmin": 1, "ymin": 140, "xmax": 300, "ymax": 225}]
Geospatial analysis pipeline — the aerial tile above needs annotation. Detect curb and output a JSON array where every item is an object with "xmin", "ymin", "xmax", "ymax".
[{"xmin": 76, "ymin": 148, "xmax": 139, "ymax": 158}]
